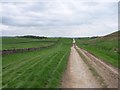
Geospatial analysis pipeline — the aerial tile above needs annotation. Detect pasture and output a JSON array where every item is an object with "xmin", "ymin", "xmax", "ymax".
[
  {"xmin": 2, "ymin": 37, "xmax": 58, "ymax": 50},
  {"xmin": 2, "ymin": 38, "xmax": 72, "ymax": 88},
  {"xmin": 76, "ymin": 32, "xmax": 119, "ymax": 68},
  {"xmin": 2, "ymin": 31, "xmax": 119, "ymax": 88}
]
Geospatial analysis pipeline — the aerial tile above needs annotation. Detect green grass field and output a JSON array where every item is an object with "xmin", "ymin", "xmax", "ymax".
[
  {"xmin": 2, "ymin": 37, "xmax": 58, "ymax": 50},
  {"xmin": 2, "ymin": 31, "xmax": 119, "ymax": 88},
  {"xmin": 76, "ymin": 31, "xmax": 119, "ymax": 68},
  {"xmin": 2, "ymin": 38, "xmax": 72, "ymax": 88}
]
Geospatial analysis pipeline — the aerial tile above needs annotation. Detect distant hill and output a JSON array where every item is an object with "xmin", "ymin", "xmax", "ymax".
[
  {"xmin": 102, "ymin": 31, "xmax": 120, "ymax": 40},
  {"xmin": 86, "ymin": 30, "xmax": 119, "ymax": 54},
  {"xmin": 16, "ymin": 35, "xmax": 47, "ymax": 39},
  {"xmin": 76, "ymin": 30, "xmax": 119, "ymax": 68},
  {"xmin": 89, "ymin": 31, "xmax": 119, "ymax": 42}
]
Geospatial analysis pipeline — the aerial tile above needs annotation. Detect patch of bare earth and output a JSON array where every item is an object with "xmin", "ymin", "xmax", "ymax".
[
  {"xmin": 61, "ymin": 46, "xmax": 101, "ymax": 88},
  {"xmin": 76, "ymin": 46, "xmax": 119, "ymax": 88}
]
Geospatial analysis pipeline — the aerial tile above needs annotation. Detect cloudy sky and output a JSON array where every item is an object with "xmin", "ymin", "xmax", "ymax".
[{"xmin": 0, "ymin": 0, "xmax": 119, "ymax": 37}]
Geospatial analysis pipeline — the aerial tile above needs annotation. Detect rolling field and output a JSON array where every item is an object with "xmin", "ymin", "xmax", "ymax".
[
  {"xmin": 76, "ymin": 31, "xmax": 119, "ymax": 68},
  {"xmin": 2, "ymin": 31, "xmax": 119, "ymax": 88},
  {"xmin": 2, "ymin": 37, "xmax": 58, "ymax": 50},
  {"xmin": 2, "ymin": 38, "xmax": 72, "ymax": 88}
]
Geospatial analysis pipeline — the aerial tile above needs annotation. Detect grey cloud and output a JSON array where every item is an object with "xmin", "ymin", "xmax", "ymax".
[{"xmin": 1, "ymin": 0, "xmax": 118, "ymax": 37}]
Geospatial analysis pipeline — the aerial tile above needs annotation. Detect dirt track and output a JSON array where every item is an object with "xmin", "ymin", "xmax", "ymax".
[
  {"xmin": 61, "ymin": 46, "xmax": 101, "ymax": 88},
  {"xmin": 76, "ymin": 46, "xmax": 118, "ymax": 88},
  {"xmin": 61, "ymin": 44, "xmax": 119, "ymax": 88}
]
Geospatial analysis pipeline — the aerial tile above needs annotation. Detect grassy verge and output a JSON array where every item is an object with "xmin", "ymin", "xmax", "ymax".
[
  {"xmin": 2, "ymin": 38, "xmax": 72, "ymax": 88},
  {"xmin": 76, "ymin": 37, "xmax": 119, "ymax": 68},
  {"xmin": 76, "ymin": 47, "xmax": 107, "ymax": 88}
]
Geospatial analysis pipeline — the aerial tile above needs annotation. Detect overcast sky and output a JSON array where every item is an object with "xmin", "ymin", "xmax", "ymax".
[{"xmin": 0, "ymin": 0, "xmax": 119, "ymax": 37}]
